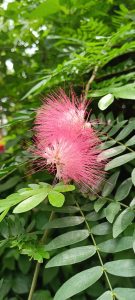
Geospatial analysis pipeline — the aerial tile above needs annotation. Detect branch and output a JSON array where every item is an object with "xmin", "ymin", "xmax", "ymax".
[{"xmin": 85, "ymin": 65, "xmax": 98, "ymax": 99}]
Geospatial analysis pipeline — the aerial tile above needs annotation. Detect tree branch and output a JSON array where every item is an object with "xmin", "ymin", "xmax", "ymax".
[{"xmin": 85, "ymin": 65, "xmax": 98, "ymax": 99}]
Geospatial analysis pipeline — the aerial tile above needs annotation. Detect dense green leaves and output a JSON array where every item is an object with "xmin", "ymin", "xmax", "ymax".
[
  {"xmin": 1, "ymin": 0, "xmax": 135, "ymax": 299},
  {"xmin": 54, "ymin": 266, "xmax": 103, "ymax": 300}
]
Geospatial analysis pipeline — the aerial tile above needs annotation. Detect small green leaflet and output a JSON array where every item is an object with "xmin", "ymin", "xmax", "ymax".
[
  {"xmin": 98, "ymin": 94, "xmax": 114, "ymax": 110},
  {"xmin": 94, "ymin": 198, "xmax": 107, "ymax": 212},
  {"xmin": 104, "ymin": 259, "xmax": 135, "ymax": 277},
  {"xmin": 54, "ymin": 266, "xmax": 103, "ymax": 300},
  {"xmin": 53, "ymin": 183, "xmax": 75, "ymax": 192},
  {"xmin": 0, "ymin": 208, "xmax": 10, "ymax": 222},
  {"xmin": 98, "ymin": 236, "xmax": 133, "ymax": 253},
  {"xmin": 48, "ymin": 191, "xmax": 65, "ymax": 207},
  {"xmin": 114, "ymin": 178, "xmax": 132, "ymax": 201},
  {"xmin": 105, "ymin": 202, "xmax": 120, "ymax": 223},
  {"xmin": 98, "ymin": 145, "xmax": 125, "ymax": 161},
  {"xmin": 45, "ymin": 230, "xmax": 89, "ymax": 251},
  {"xmin": 113, "ymin": 208, "xmax": 134, "ymax": 238},
  {"xmin": 100, "ymin": 140, "xmax": 116, "ymax": 150},
  {"xmin": 125, "ymin": 135, "xmax": 135, "ymax": 146},
  {"xmin": 45, "ymin": 246, "xmax": 96, "ymax": 268},
  {"xmin": 13, "ymin": 192, "xmax": 48, "ymax": 213},
  {"xmin": 107, "ymin": 120, "xmax": 127, "ymax": 137},
  {"xmin": 97, "ymin": 291, "xmax": 113, "ymax": 300},
  {"xmin": 105, "ymin": 153, "xmax": 135, "ymax": 171},
  {"xmin": 43, "ymin": 216, "xmax": 84, "ymax": 229},
  {"xmin": 91, "ymin": 222, "xmax": 111, "ymax": 235},
  {"xmin": 114, "ymin": 288, "xmax": 135, "ymax": 300},
  {"xmin": 115, "ymin": 121, "xmax": 135, "ymax": 142},
  {"xmin": 102, "ymin": 171, "xmax": 120, "ymax": 197},
  {"xmin": 131, "ymin": 168, "xmax": 135, "ymax": 186}
]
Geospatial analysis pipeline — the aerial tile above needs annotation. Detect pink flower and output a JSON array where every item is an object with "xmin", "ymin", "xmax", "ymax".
[{"xmin": 33, "ymin": 90, "xmax": 105, "ymax": 190}]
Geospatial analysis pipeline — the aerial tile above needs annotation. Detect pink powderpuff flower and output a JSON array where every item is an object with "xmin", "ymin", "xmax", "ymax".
[
  {"xmin": 33, "ymin": 89, "xmax": 105, "ymax": 190},
  {"xmin": 34, "ymin": 89, "xmax": 89, "ymax": 142}
]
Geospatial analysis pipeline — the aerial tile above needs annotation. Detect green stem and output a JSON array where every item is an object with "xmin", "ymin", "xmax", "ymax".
[
  {"xmin": 75, "ymin": 200, "xmax": 115, "ymax": 298},
  {"xmin": 28, "ymin": 211, "xmax": 54, "ymax": 300}
]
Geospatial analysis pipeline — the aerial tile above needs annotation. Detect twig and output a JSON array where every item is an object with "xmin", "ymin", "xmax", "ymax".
[
  {"xmin": 28, "ymin": 211, "xmax": 54, "ymax": 300},
  {"xmin": 85, "ymin": 65, "xmax": 98, "ymax": 99}
]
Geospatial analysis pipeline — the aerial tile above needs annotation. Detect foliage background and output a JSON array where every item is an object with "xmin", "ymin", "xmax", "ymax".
[{"xmin": 0, "ymin": 0, "xmax": 135, "ymax": 299}]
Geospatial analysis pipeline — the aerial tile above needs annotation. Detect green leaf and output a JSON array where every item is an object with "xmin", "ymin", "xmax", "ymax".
[
  {"xmin": 43, "ymin": 205, "xmax": 79, "ymax": 214},
  {"xmin": 94, "ymin": 198, "xmax": 107, "ymax": 212},
  {"xmin": 104, "ymin": 259, "xmax": 135, "ymax": 277},
  {"xmin": 97, "ymin": 291, "xmax": 113, "ymax": 300},
  {"xmin": 86, "ymin": 210, "xmax": 105, "ymax": 221},
  {"xmin": 0, "ymin": 193, "xmax": 30, "ymax": 212},
  {"xmin": 125, "ymin": 135, "xmax": 135, "ymax": 146},
  {"xmin": 29, "ymin": 0, "xmax": 60, "ymax": 19},
  {"xmin": 98, "ymin": 145, "xmax": 125, "ymax": 161},
  {"xmin": 113, "ymin": 83, "xmax": 135, "ymax": 99},
  {"xmin": 45, "ymin": 246, "xmax": 96, "ymax": 268},
  {"xmin": 53, "ymin": 183, "xmax": 75, "ymax": 192},
  {"xmin": 12, "ymin": 274, "xmax": 30, "ymax": 294},
  {"xmin": 105, "ymin": 153, "xmax": 135, "ymax": 171},
  {"xmin": 114, "ymin": 178, "xmax": 132, "ymax": 201},
  {"xmin": 91, "ymin": 222, "xmax": 111, "ymax": 235},
  {"xmin": 22, "ymin": 77, "xmax": 51, "ymax": 99},
  {"xmin": 0, "ymin": 176, "xmax": 20, "ymax": 192},
  {"xmin": 113, "ymin": 208, "xmax": 134, "ymax": 238},
  {"xmin": 0, "ymin": 208, "xmax": 9, "ymax": 222},
  {"xmin": 108, "ymin": 120, "xmax": 127, "ymax": 137},
  {"xmin": 115, "ymin": 121, "xmax": 135, "ymax": 141},
  {"xmin": 98, "ymin": 236, "xmax": 133, "ymax": 253},
  {"xmin": 105, "ymin": 202, "xmax": 120, "ymax": 223},
  {"xmin": 54, "ymin": 266, "xmax": 103, "ymax": 300},
  {"xmin": 102, "ymin": 171, "xmax": 120, "ymax": 197},
  {"xmin": 100, "ymin": 140, "xmax": 116, "ymax": 150},
  {"xmin": 98, "ymin": 94, "xmax": 114, "ymax": 110},
  {"xmin": 130, "ymin": 197, "xmax": 135, "ymax": 208},
  {"xmin": 33, "ymin": 290, "xmax": 52, "ymax": 300},
  {"xmin": 114, "ymin": 288, "xmax": 135, "ymax": 300},
  {"xmin": 45, "ymin": 230, "xmax": 89, "ymax": 251},
  {"xmin": 13, "ymin": 192, "xmax": 48, "ymax": 213},
  {"xmin": 48, "ymin": 191, "xmax": 65, "ymax": 207},
  {"xmin": 43, "ymin": 216, "xmax": 84, "ymax": 229},
  {"xmin": 91, "ymin": 83, "xmax": 135, "ymax": 100},
  {"xmin": 131, "ymin": 168, "xmax": 135, "ymax": 186}
]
